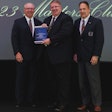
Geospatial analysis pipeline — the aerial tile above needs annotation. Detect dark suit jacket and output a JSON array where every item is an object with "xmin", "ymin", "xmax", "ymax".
[
  {"xmin": 11, "ymin": 17, "xmax": 42, "ymax": 60},
  {"xmin": 43, "ymin": 12, "xmax": 73, "ymax": 64},
  {"xmin": 73, "ymin": 16, "xmax": 104, "ymax": 61}
]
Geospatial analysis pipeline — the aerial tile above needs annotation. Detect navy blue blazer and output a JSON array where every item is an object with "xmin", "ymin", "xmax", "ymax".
[
  {"xmin": 43, "ymin": 12, "xmax": 74, "ymax": 64},
  {"xmin": 11, "ymin": 17, "xmax": 42, "ymax": 60},
  {"xmin": 73, "ymin": 16, "xmax": 104, "ymax": 61}
]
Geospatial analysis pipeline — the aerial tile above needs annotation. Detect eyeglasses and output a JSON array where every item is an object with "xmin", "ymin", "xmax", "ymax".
[{"xmin": 50, "ymin": 6, "xmax": 60, "ymax": 9}]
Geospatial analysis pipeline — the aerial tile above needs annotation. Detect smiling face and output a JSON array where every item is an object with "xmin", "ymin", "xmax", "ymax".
[
  {"xmin": 50, "ymin": 2, "xmax": 62, "ymax": 17},
  {"xmin": 79, "ymin": 3, "xmax": 90, "ymax": 19},
  {"xmin": 24, "ymin": 3, "xmax": 35, "ymax": 18}
]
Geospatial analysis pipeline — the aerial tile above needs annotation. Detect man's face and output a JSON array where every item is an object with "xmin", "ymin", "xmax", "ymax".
[
  {"xmin": 50, "ymin": 2, "xmax": 62, "ymax": 16},
  {"xmin": 24, "ymin": 3, "xmax": 35, "ymax": 18},
  {"xmin": 79, "ymin": 3, "xmax": 90, "ymax": 19}
]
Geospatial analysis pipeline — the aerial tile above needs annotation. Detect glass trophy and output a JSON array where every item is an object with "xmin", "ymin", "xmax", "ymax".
[{"xmin": 34, "ymin": 26, "xmax": 48, "ymax": 44}]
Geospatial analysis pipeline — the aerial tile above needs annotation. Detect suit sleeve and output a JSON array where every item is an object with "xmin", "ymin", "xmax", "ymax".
[
  {"xmin": 11, "ymin": 20, "xmax": 20, "ymax": 55},
  {"xmin": 73, "ymin": 21, "xmax": 78, "ymax": 54},
  {"xmin": 93, "ymin": 19, "xmax": 104, "ymax": 57}
]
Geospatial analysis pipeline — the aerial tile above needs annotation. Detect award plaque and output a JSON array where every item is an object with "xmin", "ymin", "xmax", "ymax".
[{"xmin": 34, "ymin": 26, "xmax": 48, "ymax": 44}]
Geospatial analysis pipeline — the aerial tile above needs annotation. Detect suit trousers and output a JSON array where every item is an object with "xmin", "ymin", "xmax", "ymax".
[
  {"xmin": 15, "ymin": 59, "xmax": 38, "ymax": 104},
  {"xmin": 78, "ymin": 61, "xmax": 102, "ymax": 106},
  {"xmin": 44, "ymin": 50, "xmax": 72, "ymax": 106}
]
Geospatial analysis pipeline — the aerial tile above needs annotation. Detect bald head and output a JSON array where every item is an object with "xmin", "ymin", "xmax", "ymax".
[
  {"xmin": 24, "ymin": 2, "xmax": 35, "ymax": 18},
  {"xmin": 24, "ymin": 2, "xmax": 35, "ymax": 9}
]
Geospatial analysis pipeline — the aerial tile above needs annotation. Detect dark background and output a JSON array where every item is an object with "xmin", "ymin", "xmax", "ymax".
[{"xmin": 0, "ymin": 60, "xmax": 112, "ymax": 104}]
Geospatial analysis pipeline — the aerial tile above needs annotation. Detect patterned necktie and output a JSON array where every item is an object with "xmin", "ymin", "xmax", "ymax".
[
  {"xmin": 29, "ymin": 19, "xmax": 32, "ymax": 33},
  {"xmin": 81, "ymin": 20, "xmax": 85, "ymax": 34},
  {"xmin": 50, "ymin": 17, "xmax": 55, "ymax": 27},
  {"xmin": 48, "ymin": 17, "xmax": 55, "ymax": 32}
]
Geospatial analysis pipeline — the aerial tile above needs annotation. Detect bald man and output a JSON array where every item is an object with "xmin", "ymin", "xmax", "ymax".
[{"xmin": 11, "ymin": 2, "xmax": 42, "ymax": 108}]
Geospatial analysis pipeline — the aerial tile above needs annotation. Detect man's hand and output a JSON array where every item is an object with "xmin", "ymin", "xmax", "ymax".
[
  {"xmin": 41, "ymin": 23, "xmax": 48, "ymax": 28},
  {"xmin": 16, "ymin": 52, "xmax": 23, "ymax": 63},
  {"xmin": 42, "ymin": 38, "xmax": 51, "ymax": 46},
  {"xmin": 90, "ymin": 56, "xmax": 99, "ymax": 65}
]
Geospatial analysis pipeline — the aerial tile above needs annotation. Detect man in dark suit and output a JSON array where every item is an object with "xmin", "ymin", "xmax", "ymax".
[
  {"xmin": 42, "ymin": 0, "xmax": 73, "ymax": 111},
  {"xmin": 73, "ymin": 1, "xmax": 104, "ymax": 112},
  {"xmin": 11, "ymin": 2, "xmax": 42, "ymax": 108}
]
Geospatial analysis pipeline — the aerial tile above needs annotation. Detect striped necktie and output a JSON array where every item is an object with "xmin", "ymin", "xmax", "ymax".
[
  {"xmin": 48, "ymin": 17, "xmax": 55, "ymax": 32},
  {"xmin": 50, "ymin": 17, "xmax": 55, "ymax": 27},
  {"xmin": 29, "ymin": 19, "xmax": 32, "ymax": 33},
  {"xmin": 81, "ymin": 20, "xmax": 85, "ymax": 34}
]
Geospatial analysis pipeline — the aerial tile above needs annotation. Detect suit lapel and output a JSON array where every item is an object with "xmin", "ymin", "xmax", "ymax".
[
  {"xmin": 48, "ymin": 14, "xmax": 61, "ymax": 32},
  {"xmin": 53, "ymin": 13, "xmax": 62, "ymax": 25},
  {"xmin": 48, "ymin": 16, "xmax": 52, "ymax": 25},
  {"xmin": 76, "ymin": 19, "xmax": 81, "ymax": 36},
  {"xmin": 23, "ymin": 17, "xmax": 33, "ymax": 37},
  {"xmin": 83, "ymin": 16, "xmax": 92, "ymax": 32},
  {"xmin": 23, "ymin": 17, "xmax": 31, "ymax": 32},
  {"xmin": 80, "ymin": 16, "xmax": 92, "ymax": 36}
]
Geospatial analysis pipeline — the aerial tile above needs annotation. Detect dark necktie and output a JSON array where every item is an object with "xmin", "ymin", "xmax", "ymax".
[
  {"xmin": 48, "ymin": 17, "xmax": 55, "ymax": 32},
  {"xmin": 29, "ymin": 19, "xmax": 32, "ymax": 33},
  {"xmin": 50, "ymin": 17, "xmax": 55, "ymax": 27},
  {"xmin": 81, "ymin": 20, "xmax": 85, "ymax": 34}
]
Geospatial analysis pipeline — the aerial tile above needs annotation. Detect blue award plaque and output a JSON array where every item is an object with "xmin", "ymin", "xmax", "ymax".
[{"xmin": 34, "ymin": 26, "xmax": 48, "ymax": 44}]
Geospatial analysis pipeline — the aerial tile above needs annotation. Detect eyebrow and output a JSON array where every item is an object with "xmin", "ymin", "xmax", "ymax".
[{"xmin": 51, "ymin": 5, "xmax": 60, "ymax": 8}]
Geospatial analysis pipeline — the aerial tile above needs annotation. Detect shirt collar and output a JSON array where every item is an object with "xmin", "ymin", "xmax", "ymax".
[
  {"xmin": 81, "ymin": 14, "xmax": 90, "ymax": 22},
  {"xmin": 52, "ymin": 16, "xmax": 58, "ymax": 20},
  {"xmin": 25, "ymin": 16, "xmax": 33, "ymax": 21}
]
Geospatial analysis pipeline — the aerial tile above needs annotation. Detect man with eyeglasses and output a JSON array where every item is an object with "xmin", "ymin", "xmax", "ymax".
[
  {"xmin": 42, "ymin": 0, "xmax": 73, "ymax": 112},
  {"xmin": 11, "ymin": 2, "xmax": 43, "ymax": 109}
]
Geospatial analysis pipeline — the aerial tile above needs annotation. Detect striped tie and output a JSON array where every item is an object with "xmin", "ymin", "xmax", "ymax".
[
  {"xmin": 48, "ymin": 17, "xmax": 55, "ymax": 32},
  {"xmin": 29, "ymin": 19, "xmax": 32, "ymax": 33},
  {"xmin": 81, "ymin": 20, "xmax": 85, "ymax": 33}
]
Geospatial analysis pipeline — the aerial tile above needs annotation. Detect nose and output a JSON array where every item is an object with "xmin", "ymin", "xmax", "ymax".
[{"xmin": 51, "ymin": 7, "xmax": 56, "ymax": 10}]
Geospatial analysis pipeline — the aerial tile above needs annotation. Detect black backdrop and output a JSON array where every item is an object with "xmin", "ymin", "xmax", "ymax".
[{"xmin": 0, "ymin": 60, "xmax": 112, "ymax": 103}]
